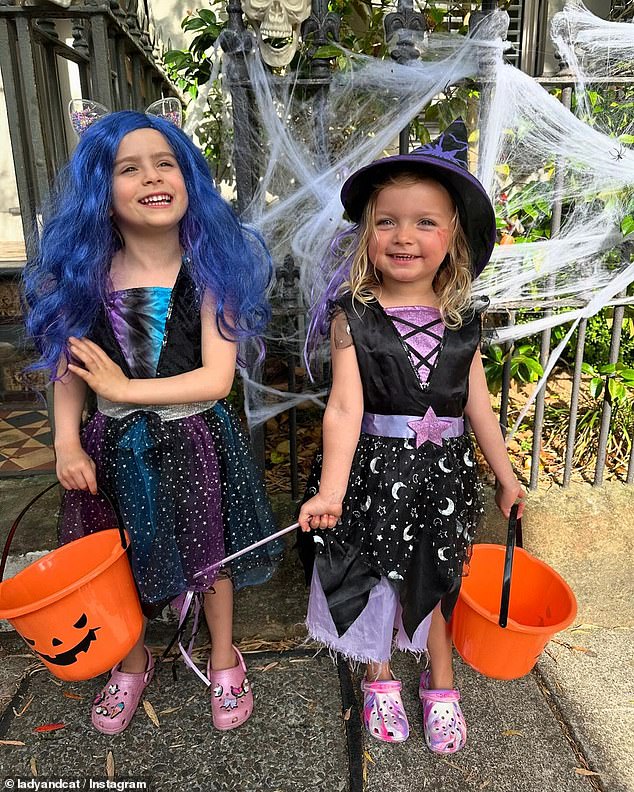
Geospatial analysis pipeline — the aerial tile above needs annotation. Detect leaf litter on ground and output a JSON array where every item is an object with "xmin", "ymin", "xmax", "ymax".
[
  {"xmin": 106, "ymin": 750, "xmax": 115, "ymax": 780},
  {"xmin": 33, "ymin": 723, "xmax": 65, "ymax": 733},
  {"xmin": 13, "ymin": 694, "xmax": 34, "ymax": 717},
  {"xmin": 143, "ymin": 700, "xmax": 160, "ymax": 727}
]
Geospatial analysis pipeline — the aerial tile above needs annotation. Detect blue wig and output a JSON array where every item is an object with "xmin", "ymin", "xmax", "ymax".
[{"xmin": 23, "ymin": 111, "xmax": 272, "ymax": 376}]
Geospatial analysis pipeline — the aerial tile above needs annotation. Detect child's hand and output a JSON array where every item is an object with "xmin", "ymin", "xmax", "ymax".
[
  {"xmin": 67, "ymin": 337, "xmax": 130, "ymax": 403},
  {"xmin": 298, "ymin": 493, "xmax": 342, "ymax": 532},
  {"xmin": 55, "ymin": 442, "xmax": 97, "ymax": 494},
  {"xmin": 495, "ymin": 478, "xmax": 526, "ymax": 519}
]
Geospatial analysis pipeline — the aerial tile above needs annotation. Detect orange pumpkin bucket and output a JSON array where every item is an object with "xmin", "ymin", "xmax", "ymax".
[
  {"xmin": 451, "ymin": 505, "xmax": 577, "ymax": 680},
  {"xmin": 0, "ymin": 483, "xmax": 143, "ymax": 681}
]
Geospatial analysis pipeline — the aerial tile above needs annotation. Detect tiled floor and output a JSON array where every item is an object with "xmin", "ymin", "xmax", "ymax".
[{"xmin": 0, "ymin": 408, "xmax": 55, "ymax": 475}]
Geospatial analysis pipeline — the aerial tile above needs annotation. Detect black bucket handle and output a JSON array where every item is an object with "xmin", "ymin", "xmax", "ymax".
[
  {"xmin": 498, "ymin": 502, "xmax": 523, "ymax": 629},
  {"xmin": 0, "ymin": 482, "xmax": 127, "ymax": 582}
]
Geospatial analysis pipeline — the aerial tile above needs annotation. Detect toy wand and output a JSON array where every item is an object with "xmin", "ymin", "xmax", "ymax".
[{"xmin": 192, "ymin": 522, "xmax": 299, "ymax": 579}]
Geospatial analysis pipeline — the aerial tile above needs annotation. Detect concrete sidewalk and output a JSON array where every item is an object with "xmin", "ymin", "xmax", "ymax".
[{"xmin": 0, "ymin": 477, "xmax": 632, "ymax": 792}]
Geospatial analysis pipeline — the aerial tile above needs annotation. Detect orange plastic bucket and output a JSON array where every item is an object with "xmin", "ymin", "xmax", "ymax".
[
  {"xmin": 451, "ymin": 509, "xmax": 577, "ymax": 680},
  {"xmin": 0, "ymin": 484, "xmax": 143, "ymax": 681}
]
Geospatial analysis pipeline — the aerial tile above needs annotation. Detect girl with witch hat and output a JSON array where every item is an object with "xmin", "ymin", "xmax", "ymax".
[{"xmin": 298, "ymin": 119, "xmax": 525, "ymax": 753}]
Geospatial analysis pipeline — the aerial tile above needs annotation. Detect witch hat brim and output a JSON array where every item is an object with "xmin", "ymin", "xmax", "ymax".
[{"xmin": 340, "ymin": 119, "xmax": 496, "ymax": 278}]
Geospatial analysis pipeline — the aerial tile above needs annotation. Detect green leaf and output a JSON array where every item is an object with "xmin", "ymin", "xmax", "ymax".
[
  {"xmin": 523, "ymin": 203, "xmax": 539, "ymax": 219},
  {"xmin": 608, "ymin": 378, "xmax": 626, "ymax": 402},
  {"xmin": 182, "ymin": 17, "xmax": 207, "ymax": 31},
  {"xmin": 163, "ymin": 49, "xmax": 188, "ymax": 64},
  {"xmin": 521, "ymin": 358, "xmax": 544, "ymax": 377},
  {"xmin": 619, "ymin": 368, "xmax": 634, "ymax": 381},
  {"xmin": 621, "ymin": 215, "xmax": 634, "ymax": 237},
  {"xmin": 192, "ymin": 32, "xmax": 220, "ymax": 55},
  {"xmin": 619, "ymin": 134, "xmax": 634, "ymax": 144},
  {"xmin": 313, "ymin": 44, "xmax": 341, "ymax": 59},
  {"xmin": 590, "ymin": 377, "xmax": 603, "ymax": 399},
  {"xmin": 197, "ymin": 8, "xmax": 217, "ymax": 24}
]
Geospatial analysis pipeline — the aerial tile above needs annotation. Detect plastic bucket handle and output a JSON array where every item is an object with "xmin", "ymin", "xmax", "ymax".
[
  {"xmin": 0, "ymin": 482, "xmax": 128, "ymax": 582},
  {"xmin": 498, "ymin": 502, "xmax": 523, "ymax": 629}
]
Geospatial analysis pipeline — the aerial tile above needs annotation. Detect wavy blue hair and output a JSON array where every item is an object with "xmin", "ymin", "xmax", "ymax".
[{"xmin": 23, "ymin": 111, "xmax": 272, "ymax": 376}]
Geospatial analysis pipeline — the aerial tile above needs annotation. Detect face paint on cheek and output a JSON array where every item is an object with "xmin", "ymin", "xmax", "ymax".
[{"xmin": 435, "ymin": 227, "xmax": 451, "ymax": 250}]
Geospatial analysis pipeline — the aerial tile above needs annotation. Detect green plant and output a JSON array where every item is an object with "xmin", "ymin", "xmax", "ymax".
[
  {"xmin": 163, "ymin": 6, "xmax": 232, "ymax": 180},
  {"xmin": 581, "ymin": 308, "xmax": 634, "ymax": 369},
  {"xmin": 581, "ymin": 360, "xmax": 634, "ymax": 402},
  {"xmin": 545, "ymin": 363, "xmax": 634, "ymax": 477},
  {"xmin": 482, "ymin": 341, "xmax": 544, "ymax": 395}
]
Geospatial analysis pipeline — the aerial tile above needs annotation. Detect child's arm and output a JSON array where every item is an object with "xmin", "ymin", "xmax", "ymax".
[
  {"xmin": 54, "ymin": 365, "xmax": 97, "ymax": 493},
  {"xmin": 464, "ymin": 351, "xmax": 526, "ymax": 518},
  {"xmin": 297, "ymin": 332, "xmax": 364, "ymax": 532},
  {"xmin": 67, "ymin": 297, "xmax": 237, "ymax": 405}
]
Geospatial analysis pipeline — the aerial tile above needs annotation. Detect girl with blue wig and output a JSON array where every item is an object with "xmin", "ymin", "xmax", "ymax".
[{"xmin": 23, "ymin": 109, "xmax": 282, "ymax": 735}]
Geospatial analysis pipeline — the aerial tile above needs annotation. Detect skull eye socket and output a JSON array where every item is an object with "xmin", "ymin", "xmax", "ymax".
[
  {"xmin": 284, "ymin": 0, "xmax": 309, "ymax": 13},
  {"xmin": 74, "ymin": 613, "xmax": 88, "ymax": 629}
]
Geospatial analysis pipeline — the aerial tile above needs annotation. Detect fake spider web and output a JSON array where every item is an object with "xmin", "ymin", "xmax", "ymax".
[{"xmin": 183, "ymin": 1, "xmax": 634, "ymax": 434}]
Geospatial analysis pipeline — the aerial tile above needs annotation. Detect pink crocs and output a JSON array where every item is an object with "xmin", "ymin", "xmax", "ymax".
[
  {"xmin": 207, "ymin": 645, "xmax": 253, "ymax": 730},
  {"xmin": 419, "ymin": 670, "xmax": 467, "ymax": 754},
  {"xmin": 360, "ymin": 677, "xmax": 409, "ymax": 743},
  {"xmin": 91, "ymin": 646, "xmax": 154, "ymax": 735}
]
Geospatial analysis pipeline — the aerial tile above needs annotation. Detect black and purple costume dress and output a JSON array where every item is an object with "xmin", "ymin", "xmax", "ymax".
[
  {"xmin": 303, "ymin": 294, "xmax": 485, "ymax": 663},
  {"xmin": 59, "ymin": 268, "xmax": 282, "ymax": 614}
]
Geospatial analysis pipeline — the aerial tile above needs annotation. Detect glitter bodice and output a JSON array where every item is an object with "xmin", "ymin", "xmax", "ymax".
[{"xmin": 384, "ymin": 306, "xmax": 445, "ymax": 386}]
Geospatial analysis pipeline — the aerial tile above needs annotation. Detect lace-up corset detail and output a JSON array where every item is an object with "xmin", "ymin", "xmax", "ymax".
[{"xmin": 384, "ymin": 306, "xmax": 445, "ymax": 387}]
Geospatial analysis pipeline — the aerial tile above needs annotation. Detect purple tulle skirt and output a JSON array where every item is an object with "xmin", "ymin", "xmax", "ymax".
[{"xmin": 58, "ymin": 400, "xmax": 282, "ymax": 612}]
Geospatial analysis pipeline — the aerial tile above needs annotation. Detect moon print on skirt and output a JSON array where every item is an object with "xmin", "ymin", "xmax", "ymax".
[{"xmin": 304, "ymin": 431, "xmax": 483, "ymax": 586}]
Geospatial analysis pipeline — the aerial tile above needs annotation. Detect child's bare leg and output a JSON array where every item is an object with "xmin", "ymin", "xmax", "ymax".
[
  {"xmin": 119, "ymin": 619, "xmax": 149, "ymax": 673},
  {"xmin": 203, "ymin": 577, "xmax": 237, "ymax": 671},
  {"xmin": 366, "ymin": 661, "xmax": 392, "ymax": 681},
  {"xmin": 427, "ymin": 603, "xmax": 454, "ymax": 689}
]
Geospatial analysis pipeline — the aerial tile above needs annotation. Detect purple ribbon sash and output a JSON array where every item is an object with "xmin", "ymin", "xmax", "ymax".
[{"xmin": 362, "ymin": 408, "xmax": 464, "ymax": 448}]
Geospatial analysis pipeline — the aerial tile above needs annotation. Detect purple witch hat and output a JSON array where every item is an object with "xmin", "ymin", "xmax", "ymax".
[{"xmin": 340, "ymin": 118, "xmax": 496, "ymax": 277}]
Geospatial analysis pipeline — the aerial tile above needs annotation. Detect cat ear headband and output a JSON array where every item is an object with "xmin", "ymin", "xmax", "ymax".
[{"xmin": 68, "ymin": 97, "xmax": 182, "ymax": 138}]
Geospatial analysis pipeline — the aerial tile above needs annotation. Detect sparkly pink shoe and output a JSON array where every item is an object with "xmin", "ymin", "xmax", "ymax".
[
  {"xmin": 360, "ymin": 677, "xmax": 409, "ymax": 743},
  {"xmin": 419, "ymin": 670, "xmax": 467, "ymax": 754},
  {"xmin": 91, "ymin": 646, "xmax": 154, "ymax": 735},
  {"xmin": 207, "ymin": 645, "xmax": 253, "ymax": 730}
]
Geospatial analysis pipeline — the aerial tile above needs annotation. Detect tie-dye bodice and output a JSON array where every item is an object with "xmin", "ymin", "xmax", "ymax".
[{"xmin": 106, "ymin": 287, "xmax": 172, "ymax": 378}]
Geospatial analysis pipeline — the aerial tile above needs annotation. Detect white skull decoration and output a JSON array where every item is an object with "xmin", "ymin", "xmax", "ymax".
[{"xmin": 242, "ymin": 0, "xmax": 312, "ymax": 67}]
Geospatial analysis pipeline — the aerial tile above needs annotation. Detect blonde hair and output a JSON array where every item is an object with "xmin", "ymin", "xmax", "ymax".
[{"xmin": 342, "ymin": 171, "xmax": 474, "ymax": 329}]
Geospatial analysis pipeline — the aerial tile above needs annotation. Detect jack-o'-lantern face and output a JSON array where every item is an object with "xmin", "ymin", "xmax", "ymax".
[{"xmin": 23, "ymin": 612, "xmax": 101, "ymax": 666}]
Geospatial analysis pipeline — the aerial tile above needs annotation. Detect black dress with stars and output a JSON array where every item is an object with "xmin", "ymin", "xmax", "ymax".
[{"xmin": 301, "ymin": 294, "xmax": 486, "ymax": 642}]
